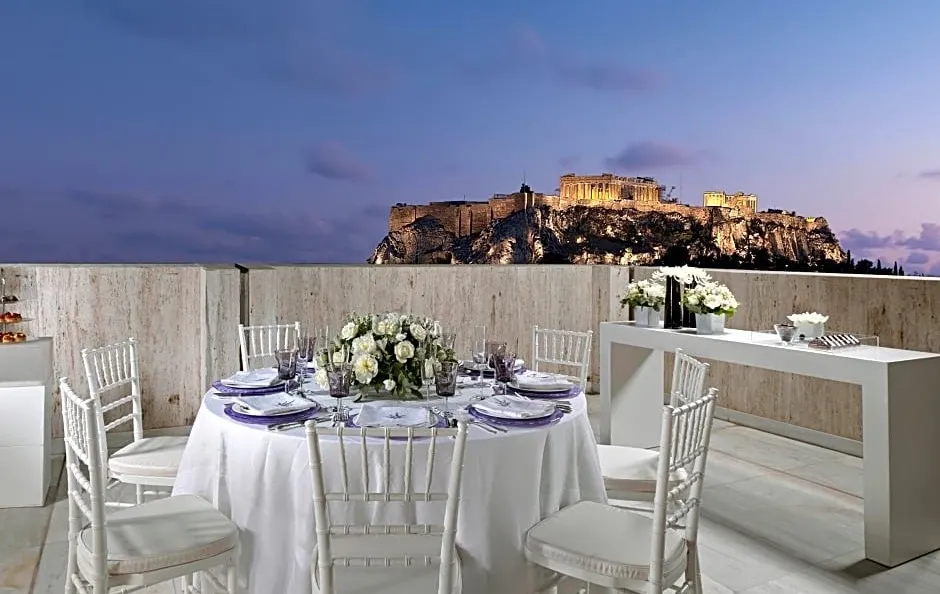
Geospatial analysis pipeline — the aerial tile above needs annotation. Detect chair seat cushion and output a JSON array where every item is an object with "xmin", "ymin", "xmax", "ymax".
[
  {"xmin": 109, "ymin": 435, "xmax": 187, "ymax": 479},
  {"xmin": 78, "ymin": 494, "xmax": 238, "ymax": 576},
  {"xmin": 525, "ymin": 500, "xmax": 686, "ymax": 587},
  {"xmin": 313, "ymin": 535, "xmax": 461, "ymax": 594},
  {"xmin": 596, "ymin": 444, "xmax": 687, "ymax": 494}
]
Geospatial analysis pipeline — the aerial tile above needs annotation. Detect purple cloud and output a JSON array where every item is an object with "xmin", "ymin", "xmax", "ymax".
[
  {"xmin": 459, "ymin": 25, "xmax": 659, "ymax": 94},
  {"xmin": 906, "ymin": 251, "xmax": 929, "ymax": 265},
  {"xmin": 919, "ymin": 169, "xmax": 940, "ymax": 179},
  {"xmin": 558, "ymin": 155, "xmax": 580, "ymax": 169},
  {"xmin": 0, "ymin": 186, "xmax": 386, "ymax": 263},
  {"xmin": 604, "ymin": 141, "xmax": 702, "ymax": 171},
  {"xmin": 304, "ymin": 143, "xmax": 371, "ymax": 181}
]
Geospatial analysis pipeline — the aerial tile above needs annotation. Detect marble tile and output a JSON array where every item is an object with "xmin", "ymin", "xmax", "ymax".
[
  {"xmin": 0, "ymin": 506, "xmax": 52, "ymax": 557},
  {"xmin": 785, "ymin": 457, "xmax": 864, "ymax": 498},
  {"xmin": 710, "ymin": 426, "xmax": 848, "ymax": 472},
  {"xmin": 701, "ymin": 472, "xmax": 864, "ymax": 565},
  {"xmin": 28, "ymin": 541, "xmax": 66, "ymax": 594},
  {"xmin": 0, "ymin": 548, "xmax": 40, "ymax": 592},
  {"xmin": 703, "ymin": 449, "xmax": 766, "ymax": 487},
  {"xmin": 712, "ymin": 418, "xmax": 735, "ymax": 431}
]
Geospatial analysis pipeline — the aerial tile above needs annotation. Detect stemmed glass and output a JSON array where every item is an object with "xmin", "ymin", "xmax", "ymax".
[
  {"xmin": 275, "ymin": 349, "xmax": 297, "ymax": 386},
  {"xmin": 435, "ymin": 360, "xmax": 459, "ymax": 421},
  {"xmin": 295, "ymin": 334, "xmax": 317, "ymax": 396},
  {"xmin": 470, "ymin": 325, "xmax": 488, "ymax": 388},
  {"xmin": 327, "ymin": 364, "xmax": 353, "ymax": 425},
  {"xmin": 492, "ymin": 344, "xmax": 517, "ymax": 395}
]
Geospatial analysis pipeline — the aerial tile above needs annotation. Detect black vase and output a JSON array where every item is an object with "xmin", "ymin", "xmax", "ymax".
[
  {"xmin": 682, "ymin": 281, "xmax": 698, "ymax": 328},
  {"xmin": 664, "ymin": 277, "xmax": 683, "ymax": 329}
]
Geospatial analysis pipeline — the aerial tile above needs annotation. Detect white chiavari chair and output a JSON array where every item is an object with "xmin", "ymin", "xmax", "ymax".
[
  {"xmin": 531, "ymin": 326, "xmax": 593, "ymax": 389},
  {"xmin": 305, "ymin": 421, "xmax": 470, "ymax": 594},
  {"xmin": 597, "ymin": 349, "xmax": 709, "ymax": 501},
  {"xmin": 238, "ymin": 322, "xmax": 302, "ymax": 371},
  {"xmin": 82, "ymin": 338, "xmax": 186, "ymax": 507},
  {"xmin": 59, "ymin": 377, "xmax": 240, "ymax": 594},
  {"xmin": 525, "ymin": 389, "xmax": 718, "ymax": 594}
]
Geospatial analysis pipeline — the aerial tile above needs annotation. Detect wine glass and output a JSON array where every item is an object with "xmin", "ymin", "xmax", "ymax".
[
  {"xmin": 435, "ymin": 360, "xmax": 459, "ymax": 420},
  {"xmin": 492, "ymin": 348, "xmax": 517, "ymax": 395},
  {"xmin": 275, "ymin": 349, "xmax": 297, "ymax": 385},
  {"xmin": 327, "ymin": 363, "xmax": 353, "ymax": 425},
  {"xmin": 295, "ymin": 335, "xmax": 317, "ymax": 395},
  {"xmin": 470, "ymin": 325, "xmax": 488, "ymax": 388}
]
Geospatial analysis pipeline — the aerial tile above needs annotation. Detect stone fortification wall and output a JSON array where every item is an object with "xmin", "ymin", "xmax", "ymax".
[{"xmin": 389, "ymin": 197, "xmax": 814, "ymax": 237}]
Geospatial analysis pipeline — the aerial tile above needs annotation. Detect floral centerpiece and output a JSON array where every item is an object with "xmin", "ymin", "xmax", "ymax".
[
  {"xmin": 651, "ymin": 266, "xmax": 712, "ymax": 329},
  {"xmin": 681, "ymin": 281, "xmax": 739, "ymax": 335},
  {"xmin": 787, "ymin": 311, "xmax": 829, "ymax": 340},
  {"xmin": 314, "ymin": 312, "xmax": 457, "ymax": 400},
  {"xmin": 621, "ymin": 279, "xmax": 667, "ymax": 327}
]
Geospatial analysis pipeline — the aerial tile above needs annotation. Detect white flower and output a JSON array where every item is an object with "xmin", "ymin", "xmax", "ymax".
[
  {"xmin": 315, "ymin": 350, "xmax": 328, "ymax": 368},
  {"xmin": 351, "ymin": 334, "xmax": 376, "ymax": 354},
  {"xmin": 383, "ymin": 378, "xmax": 396, "ymax": 391},
  {"xmin": 788, "ymin": 312, "xmax": 829, "ymax": 324},
  {"xmin": 394, "ymin": 340, "xmax": 415, "ymax": 363},
  {"xmin": 351, "ymin": 353, "xmax": 379, "ymax": 384},
  {"xmin": 340, "ymin": 322, "xmax": 357, "ymax": 340},
  {"xmin": 395, "ymin": 332, "xmax": 407, "ymax": 342},
  {"xmin": 681, "ymin": 281, "xmax": 738, "ymax": 315},
  {"xmin": 332, "ymin": 350, "xmax": 347, "ymax": 364},
  {"xmin": 652, "ymin": 266, "xmax": 711, "ymax": 285},
  {"xmin": 314, "ymin": 368, "xmax": 329, "ymax": 390},
  {"xmin": 410, "ymin": 323, "xmax": 427, "ymax": 341}
]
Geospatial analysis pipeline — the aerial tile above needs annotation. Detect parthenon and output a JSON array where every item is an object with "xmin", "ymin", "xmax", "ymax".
[{"xmin": 559, "ymin": 173, "xmax": 662, "ymax": 203}]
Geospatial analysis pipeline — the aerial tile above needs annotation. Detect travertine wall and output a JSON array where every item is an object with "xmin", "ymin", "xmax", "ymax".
[
  {"xmin": 0, "ymin": 264, "xmax": 241, "ymax": 438},
  {"xmin": 634, "ymin": 267, "xmax": 940, "ymax": 441},
  {"xmin": 244, "ymin": 265, "xmax": 619, "ymax": 390},
  {"xmin": 8, "ymin": 263, "xmax": 939, "ymax": 444}
]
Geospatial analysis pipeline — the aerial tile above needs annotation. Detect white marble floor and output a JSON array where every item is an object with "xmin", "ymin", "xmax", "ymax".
[{"xmin": 6, "ymin": 411, "xmax": 940, "ymax": 593}]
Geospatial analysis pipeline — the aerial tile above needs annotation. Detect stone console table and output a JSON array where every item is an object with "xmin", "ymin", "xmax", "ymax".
[{"xmin": 599, "ymin": 321, "xmax": 940, "ymax": 568}]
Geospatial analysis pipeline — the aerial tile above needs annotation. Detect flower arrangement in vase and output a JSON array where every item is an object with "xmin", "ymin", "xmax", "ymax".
[
  {"xmin": 681, "ymin": 281, "xmax": 739, "ymax": 335},
  {"xmin": 787, "ymin": 312, "xmax": 829, "ymax": 340},
  {"xmin": 314, "ymin": 312, "xmax": 457, "ymax": 400},
  {"xmin": 621, "ymin": 279, "xmax": 666, "ymax": 327},
  {"xmin": 651, "ymin": 266, "xmax": 712, "ymax": 329}
]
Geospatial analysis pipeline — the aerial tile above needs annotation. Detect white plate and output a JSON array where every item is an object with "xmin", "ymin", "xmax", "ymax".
[
  {"xmin": 232, "ymin": 402, "xmax": 316, "ymax": 417},
  {"xmin": 220, "ymin": 368, "xmax": 283, "ymax": 388},
  {"xmin": 473, "ymin": 396, "xmax": 556, "ymax": 420},
  {"xmin": 509, "ymin": 381, "xmax": 571, "ymax": 393}
]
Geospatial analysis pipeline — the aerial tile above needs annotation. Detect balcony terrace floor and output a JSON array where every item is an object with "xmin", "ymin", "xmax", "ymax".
[{"xmin": 4, "ymin": 396, "xmax": 936, "ymax": 593}]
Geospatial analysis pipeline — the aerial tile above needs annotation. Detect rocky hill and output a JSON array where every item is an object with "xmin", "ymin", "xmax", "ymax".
[{"xmin": 368, "ymin": 205, "xmax": 847, "ymax": 269}]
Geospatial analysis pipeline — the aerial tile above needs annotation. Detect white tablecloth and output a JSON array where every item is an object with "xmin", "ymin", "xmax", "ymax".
[{"xmin": 173, "ymin": 382, "xmax": 606, "ymax": 594}]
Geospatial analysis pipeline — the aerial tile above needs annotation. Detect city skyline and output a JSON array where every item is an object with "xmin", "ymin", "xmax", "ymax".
[{"xmin": 1, "ymin": 1, "xmax": 940, "ymax": 270}]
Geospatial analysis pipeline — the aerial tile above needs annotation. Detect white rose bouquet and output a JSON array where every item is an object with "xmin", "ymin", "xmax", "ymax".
[
  {"xmin": 681, "ymin": 281, "xmax": 739, "ymax": 317},
  {"xmin": 314, "ymin": 312, "xmax": 456, "ymax": 400},
  {"xmin": 620, "ymin": 279, "xmax": 666, "ymax": 310},
  {"xmin": 651, "ymin": 265, "xmax": 711, "ymax": 285},
  {"xmin": 787, "ymin": 312, "xmax": 829, "ymax": 325}
]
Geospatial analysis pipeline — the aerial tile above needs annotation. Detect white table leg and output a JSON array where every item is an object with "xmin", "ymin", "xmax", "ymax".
[
  {"xmin": 862, "ymin": 358, "xmax": 940, "ymax": 566},
  {"xmin": 601, "ymin": 335, "xmax": 664, "ymax": 448}
]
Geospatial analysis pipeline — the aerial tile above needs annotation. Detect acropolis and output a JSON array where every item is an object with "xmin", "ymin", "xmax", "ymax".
[{"xmin": 389, "ymin": 173, "xmax": 765, "ymax": 236}]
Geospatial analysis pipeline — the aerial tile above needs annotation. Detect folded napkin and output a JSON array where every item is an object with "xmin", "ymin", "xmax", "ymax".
[
  {"xmin": 233, "ymin": 394, "xmax": 310, "ymax": 415},
  {"xmin": 220, "ymin": 368, "xmax": 280, "ymax": 388},
  {"xmin": 474, "ymin": 395, "xmax": 555, "ymax": 419},
  {"xmin": 356, "ymin": 404, "xmax": 431, "ymax": 428},
  {"xmin": 513, "ymin": 371, "xmax": 571, "ymax": 391}
]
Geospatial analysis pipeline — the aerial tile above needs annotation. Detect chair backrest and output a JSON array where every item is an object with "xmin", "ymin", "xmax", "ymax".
[
  {"xmin": 304, "ymin": 422, "xmax": 470, "ymax": 594},
  {"xmin": 669, "ymin": 348, "xmax": 709, "ymax": 406},
  {"xmin": 82, "ymin": 338, "xmax": 143, "ymax": 465},
  {"xmin": 59, "ymin": 377, "xmax": 109, "ymax": 590},
  {"xmin": 648, "ymin": 387, "xmax": 718, "ymax": 593},
  {"xmin": 531, "ymin": 326, "xmax": 593, "ymax": 389},
  {"xmin": 238, "ymin": 322, "xmax": 302, "ymax": 371}
]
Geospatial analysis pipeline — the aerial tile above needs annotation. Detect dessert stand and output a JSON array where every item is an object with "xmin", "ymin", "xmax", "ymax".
[{"xmin": 0, "ymin": 272, "xmax": 30, "ymax": 344}]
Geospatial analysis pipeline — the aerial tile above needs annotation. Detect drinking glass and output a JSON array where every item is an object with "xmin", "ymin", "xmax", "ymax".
[
  {"xmin": 492, "ymin": 349, "xmax": 517, "ymax": 394},
  {"xmin": 295, "ymin": 336, "xmax": 317, "ymax": 394},
  {"xmin": 275, "ymin": 349, "xmax": 298, "ymax": 383},
  {"xmin": 435, "ymin": 361, "xmax": 459, "ymax": 418},
  {"xmin": 440, "ymin": 332, "xmax": 457, "ymax": 351},
  {"xmin": 328, "ymin": 364, "xmax": 354, "ymax": 424},
  {"xmin": 470, "ymin": 325, "xmax": 488, "ymax": 388}
]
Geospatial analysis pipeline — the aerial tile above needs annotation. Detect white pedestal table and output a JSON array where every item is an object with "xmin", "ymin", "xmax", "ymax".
[{"xmin": 599, "ymin": 321, "xmax": 940, "ymax": 568}]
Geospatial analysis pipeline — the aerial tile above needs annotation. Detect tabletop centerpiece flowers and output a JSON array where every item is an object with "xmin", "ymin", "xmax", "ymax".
[
  {"xmin": 787, "ymin": 311, "xmax": 829, "ymax": 340},
  {"xmin": 651, "ymin": 266, "xmax": 712, "ymax": 329},
  {"xmin": 314, "ymin": 312, "xmax": 457, "ymax": 400},
  {"xmin": 621, "ymin": 279, "xmax": 667, "ymax": 328},
  {"xmin": 681, "ymin": 281, "xmax": 739, "ymax": 335}
]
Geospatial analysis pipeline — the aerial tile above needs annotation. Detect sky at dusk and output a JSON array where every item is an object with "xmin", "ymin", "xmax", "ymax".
[{"xmin": 1, "ymin": 0, "xmax": 940, "ymax": 270}]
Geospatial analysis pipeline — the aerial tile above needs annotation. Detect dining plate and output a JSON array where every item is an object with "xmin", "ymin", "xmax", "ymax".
[
  {"xmin": 467, "ymin": 405, "xmax": 564, "ymax": 428},
  {"xmin": 231, "ymin": 402, "xmax": 317, "ymax": 417},
  {"xmin": 471, "ymin": 395, "xmax": 556, "ymax": 421}
]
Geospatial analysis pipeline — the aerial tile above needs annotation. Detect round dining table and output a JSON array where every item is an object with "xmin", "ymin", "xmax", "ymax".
[{"xmin": 173, "ymin": 378, "xmax": 606, "ymax": 594}]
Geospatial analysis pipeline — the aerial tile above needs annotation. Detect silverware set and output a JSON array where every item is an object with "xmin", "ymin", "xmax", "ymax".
[{"xmin": 266, "ymin": 415, "xmax": 331, "ymax": 432}]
